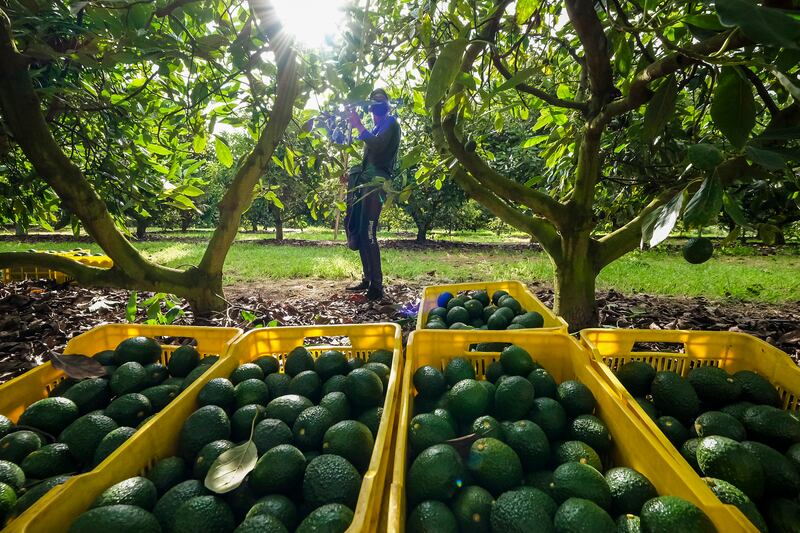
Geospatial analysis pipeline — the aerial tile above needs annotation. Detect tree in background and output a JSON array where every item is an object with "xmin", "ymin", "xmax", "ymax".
[
  {"xmin": 0, "ymin": 0, "xmax": 301, "ymax": 313},
  {"xmin": 364, "ymin": 0, "xmax": 800, "ymax": 328}
]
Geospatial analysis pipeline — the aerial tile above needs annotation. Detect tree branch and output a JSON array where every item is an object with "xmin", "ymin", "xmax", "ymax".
[
  {"xmin": 0, "ymin": 8, "xmax": 171, "ymax": 281},
  {"xmin": 197, "ymin": 0, "xmax": 301, "ymax": 275},
  {"xmin": 564, "ymin": 0, "xmax": 615, "ymax": 108},
  {"xmin": 603, "ymin": 30, "xmax": 749, "ymax": 119},
  {"xmin": 740, "ymin": 66, "xmax": 778, "ymax": 115},
  {"xmin": 440, "ymin": 113, "xmax": 568, "ymax": 227},
  {"xmin": 452, "ymin": 167, "xmax": 562, "ymax": 259},
  {"xmin": 490, "ymin": 51, "xmax": 588, "ymax": 112}
]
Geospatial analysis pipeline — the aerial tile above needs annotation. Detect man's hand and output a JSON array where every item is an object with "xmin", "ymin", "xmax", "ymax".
[{"xmin": 347, "ymin": 109, "xmax": 364, "ymax": 132}]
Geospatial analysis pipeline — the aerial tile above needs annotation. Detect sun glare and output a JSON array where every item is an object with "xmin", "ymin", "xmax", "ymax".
[{"xmin": 272, "ymin": 0, "xmax": 348, "ymax": 49}]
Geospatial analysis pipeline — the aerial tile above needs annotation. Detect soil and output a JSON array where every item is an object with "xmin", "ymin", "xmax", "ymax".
[{"xmin": 0, "ymin": 278, "xmax": 798, "ymax": 384}]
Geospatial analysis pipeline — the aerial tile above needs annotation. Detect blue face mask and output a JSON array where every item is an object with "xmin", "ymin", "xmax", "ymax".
[{"xmin": 369, "ymin": 101, "xmax": 389, "ymax": 116}]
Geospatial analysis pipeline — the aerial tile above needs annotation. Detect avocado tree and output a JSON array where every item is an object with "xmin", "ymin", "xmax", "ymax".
[
  {"xmin": 0, "ymin": 0, "xmax": 302, "ymax": 313},
  {"xmin": 366, "ymin": 0, "xmax": 800, "ymax": 328}
]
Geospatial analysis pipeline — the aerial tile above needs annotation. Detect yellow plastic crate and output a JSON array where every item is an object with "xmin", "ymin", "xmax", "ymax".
[
  {"xmin": 2, "ymin": 323, "xmax": 242, "ymax": 532},
  {"xmin": 580, "ymin": 328, "xmax": 800, "ymax": 532},
  {"xmin": 415, "ymin": 280, "xmax": 568, "ymax": 332},
  {"xmin": 2, "ymin": 250, "xmax": 113, "ymax": 284},
  {"xmin": 16, "ymin": 323, "xmax": 402, "ymax": 533},
  {"xmin": 388, "ymin": 330, "xmax": 745, "ymax": 532}
]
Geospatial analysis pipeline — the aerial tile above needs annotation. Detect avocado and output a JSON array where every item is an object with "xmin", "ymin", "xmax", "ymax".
[
  {"xmin": 734, "ymin": 370, "xmax": 781, "ymax": 407},
  {"xmin": 502, "ymin": 420, "xmax": 550, "ymax": 471},
  {"xmin": 140, "ymin": 384, "xmax": 180, "ymax": 412},
  {"xmin": 145, "ymin": 456, "xmax": 187, "ymax": 495},
  {"xmin": 177, "ymin": 405, "xmax": 231, "ymax": 460},
  {"xmin": 557, "ymin": 380, "xmax": 596, "ymax": 417},
  {"xmin": 687, "ymin": 366, "xmax": 741, "ymax": 406},
  {"xmin": 249, "ymin": 444, "xmax": 306, "ymax": 496},
  {"xmin": 172, "ymin": 495, "xmax": 235, "ymax": 533},
  {"xmin": 466, "ymin": 437, "xmax": 522, "ymax": 496},
  {"xmin": 528, "ymin": 397, "xmax": 568, "ymax": 441},
  {"xmin": 741, "ymin": 440, "xmax": 800, "ymax": 497},
  {"xmin": 18, "ymin": 397, "xmax": 80, "ymax": 435},
  {"xmin": 696, "ymin": 436, "xmax": 765, "ymax": 500},
  {"xmin": 318, "ymin": 391, "xmax": 351, "ymax": 424},
  {"xmin": 252, "ymin": 355, "xmax": 280, "ymax": 377},
  {"xmin": 443, "ymin": 357, "xmax": 475, "ymax": 386},
  {"xmin": 233, "ymin": 513, "xmax": 289, "ymax": 533},
  {"xmin": 568, "ymin": 414, "xmax": 612, "ymax": 453},
  {"xmin": 693, "ymin": 411, "xmax": 747, "ymax": 441},
  {"xmin": 494, "ymin": 376, "xmax": 535, "ymax": 421},
  {"xmin": 105, "ymin": 393, "xmax": 152, "ymax": 427},
  {"xmin": 92, "ymin": 476, "xmax": 158, "ymax": 510},
  {"xmin": 552, "ymin": 440, "xmax": 603, "ymax": 472},
  {"xmin": 413, "ymin": 366, "xmax": 447, "ymax": 399},
  {"xmin": 180, "ymin": 364, "xmax": 212, "ymax": 390},
  {"xmin": 551, "ymin": 461, "xmax": 611, "ymax": 509},
  {"xmin": 231, "ymin": 404, "xmax": 266, "ymax": 442},
  {"xmin": 703, "ymin": 477, "xmax": 767, "ymax": 532},
  {"xmin": 407, "ymin": 500, "xmax": 457, "ymax": 533},
  {"xmin": 110, "ymin": 362, "xmax": 148, "ymax": 396},
  {"xmin": 680, "ymin": 438, "xmax": 703, "ymax": 472},
  {"xmin": 114, "ymin": 336, "xmax": 161, "ymax": 366},
  {"xmin": 251, "ymin": 418, "xmax": 292, "ymax": 455},
  {"xmin": 527, "ymin": 368, "xmax": 558, "ymax": 399},
  {"xmin": 322, "ymin": 420, "xmax": 375, "ymax": 474},
  {"xmin": 68, "ymin": 504, "xmax": 161, "ymax": 533},
  {"xmin": 357, "ymin": 406, "xmax": 383, "ymax": 438},
  {"xmin": 0, "ymin": 460, "xmax": 25, "ymax": 492},
  {"xmin": 650, "ymin": 372, "xmax": 700, "ymax": 422},
  {"xmin": 234, "ymin": 378, "xmax": 270, "ymax": 408},
  {"xmin": 229, "ymin": 363, "xmax": 264, "ymax": 385},
  {"xmin": 615, "ymin": 361, "xmax": 656, "ymax": 397},
  {"xmin": 742, "ymin": 405, "xmax": 800, "ymax": 450},
  {"xmin": 447, "ymin": 379, "xmax": 489, "ymax": 423},
  {"xmin": 288, "ymin": 371, "xmax": 322, "ymax": 404},
  {"xmin": 302, "ymin": 454, "xmax": 361, "ymax": 509},
  {"xmin": 197, "ymin": 378, "xmax": 236, "ymax": 410},
  {"xmin": 656, "ymin": 416, "xmax": 690, "ymax": 448},
  {"xmin": 15, "ymin": 475, "xmax": 70, "ymax": 514},
  {"xmin": 153, "ymin": 480, "xmax": 209, "ymax": 531},
  {"xmin": 634, "ymin": 397, "xmax": 658, "ymax": 420},
  {"xmin": 167, "ymin": 345, "xmax": 200, "ymax": 378},
  {"xmin": 265, "ymin": 373, "xmax": 291, "ymax": 398},
  {"xmin": 246, "ymin": 493, "xmax": 297, "ymax": 529},
  {"xmin": 285, "ymin": 346, "xmax": 315, "ymax": 377},
  {"xmin": 765, "ymin": 498, "xmax": 800, "ymax": 533},
  {"xmin": 344, "ymin": 368, "xmax": 384, "ymax": 408},
  {"xmin": 93, "ymin": 426, "xmax": 136, "ymax": 466},
  {"xmin": 292, "ymin": 406, "xmax": 334, "ymax": 451},
  {"xmin": 554, "ymin": 497, "xmax": 615, "ymax": 533},
  {"xmin": 604, "ymin": 467, "xmax": 657, "ymax": 516},
  {"xmin": 192, "ymin": 439, "xmax": 234, "ymax": 481},
  {"xmin": 143, "ymin": 363, "xmax": 168, "ymax": 387},
  {"xmin": 640, "ymin": 496, "xmax": 715, "ymax": 533},
  {"xmin": 499, "ymin": 345, "xmax": 535, "ymax": 376},
  {"xmin": 0, "ymin": 430, "xmax": 42, "ymax": 464},
  {"xmin": 59, "ymin": 413, "xmax": 118, "ymax": 466},
  {"xmin": 62, "ymin": 378, "xmax": 110, "ymax": 414},
  {"xmin": 264, "ymin": 395, "xmax": 313, "ymax": 426},
  {"xmin": 322, "ymin": 375, "xmax": 347, "ymax": 396},
  {"xmin": 407, "ymin": 444, "xmax": 464, "ymax": 504},
  {"xmin": 451, "ymin": 485, "xmax": 494, "ymax": 531},
  {"xmin": 490, "ymin": 488, "xmax": 554, "ymax": 532},
  {"xmin": 19, "ymin": 442, "xmax": 74, "ymax": 479},
  {"xmin": 296, "ymin": 503, "xmax": 354, "ymax": 533},
  {"xmin": 408, "ymin": 413, "xmax": 456, "ymax": 455},
  {"xmin": 315, "ymin": 350, "xmax": 349, "ymax": 380}
]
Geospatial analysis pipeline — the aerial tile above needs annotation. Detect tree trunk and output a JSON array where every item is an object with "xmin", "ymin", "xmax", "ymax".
[
  {"xmin": 180, "ymin": 213, "xmax": 192, "ymax": 233},
  {"xmin": 415, "ymin": 222, "xmax": 428, "ymax": 242},
  {"xmin": 14, "ymin": 222, "xmax": 26, "ymax": 236},
  {"xmin": 269, "ymin": 204, "xmax": 283, "ymax": 241},
  {"xmin": 553, "ymin": 234, "xmax": 599, "ymax": 331},
  {"xmin": 251, "ymin": 220, "xmax": 258, "ymax": 232},
  {"xmin": 135, "ymin": 218, "xmax": 148, "ymax": 239}
]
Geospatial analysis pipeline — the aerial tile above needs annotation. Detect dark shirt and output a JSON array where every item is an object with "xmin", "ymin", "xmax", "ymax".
[{"xmin": 357, "ymin": 115, "xmax": 401, "ymax": 178}]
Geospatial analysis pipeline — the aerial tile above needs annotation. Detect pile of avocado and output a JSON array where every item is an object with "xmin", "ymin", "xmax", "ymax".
[
  {"xmin": 0, "ymin": 336, "xmax": 212, "ymax": 526},
  {"xmin": 615, "ymin": 360, "xmax": 800, "ymax": 532},
  {"xmin": 405, "ymin": 344, "xmax": 715, "ymax": 532},
  {"xmin": 424, "ymin": 289, "xmax": 545, "ymax": 331},
  {"xmin": 67, "ymin": 346, "xmax": 394, "ymax": 533}
]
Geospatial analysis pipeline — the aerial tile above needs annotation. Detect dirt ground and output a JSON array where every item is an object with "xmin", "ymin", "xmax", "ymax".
[{"xmin": 1, "ymin": 278, "xmax": 798, "ymax": 383}]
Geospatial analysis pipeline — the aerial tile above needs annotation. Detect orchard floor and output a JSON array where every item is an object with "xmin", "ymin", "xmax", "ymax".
[{"xmin": 0, "ymin": 277, "xmax": 798, "ymax": 384}]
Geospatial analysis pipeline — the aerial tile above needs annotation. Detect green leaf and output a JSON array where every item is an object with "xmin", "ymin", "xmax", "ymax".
[
  {"xmin": 744, "ymin": 146, "xmax": 784, "ymax": 170},
  {"xmin": 126, "ymin": 291, "xmax": 137, "ymax": 322},
  {"xmin": 126, "ymin": 3, "xmax": 150, "ymax": 30},
  {"xmin": 642, "ymin": 76, "xmax": 678, "ymax": 143},
  {"xmin": 494, "ymin": 67, "xmax": 537, "ymax": 94},
  {"xmin": 146, "ymin": 144, "xmax": 171, "ymax": 156},
  {"xmin": 425, "ymin": 39, "xmax": 468, "ymax": 110},
  {"xmin": 715, "ymin": 0, "xmax": 800, "ymax": 50},
  {"xmin": 711, "ymin": 68, "xmax": 755, "ymax": 149},
  {"xmin": 683, "ymin": 175, "xmax": 724, "ymax": 228},
  {"xmin": 614, "ymin": 37, "xmax": 633, "ymax": 76},
  {"xmin": 192, "ymin": 135, "xmax": 207, "ymax": 154},
  {"xmin": 723, "ymin": 191, "xmax": 748, "ymax": 226},
  {"xmin": 687, "ymin": 144, "xmax": 724, "ymax": 170},
  {"xmin": 773, "ymin": 70, "xmax": 800, "ymax": 101},
  {"xmin": 516, "ymin": 0, "xmax": 537, "ymax": 24},
  {"xmin": 521, "ymin": 135, "xmax": 548, "ymax": 148},
  {"xmin": 204, "ymin": 417, "xmax": 258, "ymax": 494},
  {"xmin": 641, "ymin": 191, "xmax": 684, "ymax": 248},
  {"xmin": 215, "ymin": 137, "xmax": 233, "ymax": 168}
]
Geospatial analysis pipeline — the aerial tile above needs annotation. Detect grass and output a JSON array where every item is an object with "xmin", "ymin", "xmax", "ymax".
[{"xmin": 1, "ymin": 238, "xmax": 799, "ymax": 303}]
